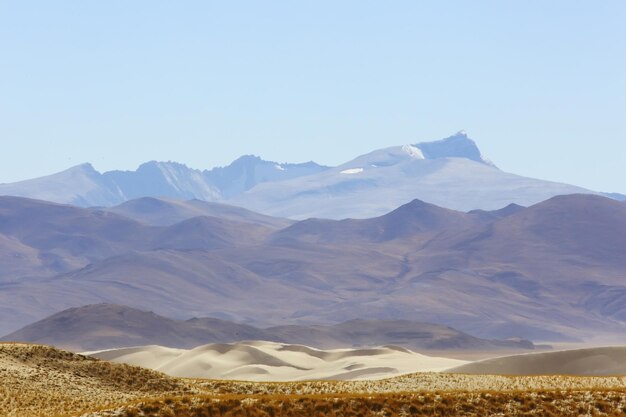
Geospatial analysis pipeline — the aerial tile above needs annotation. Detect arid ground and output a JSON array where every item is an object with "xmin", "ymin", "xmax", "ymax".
[{"xmin": 4, "ymin": 343, "xmax": 626, "ymax": 417}]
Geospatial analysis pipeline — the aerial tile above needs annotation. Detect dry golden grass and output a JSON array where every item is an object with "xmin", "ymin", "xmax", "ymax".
[
  {"xmin": 3, "ymin": 343, "xmax": 626, "ymax": 417},
  {"xmin": 193, "ymin": 372, "xmax": 626, "ymax": 396},
  {"xmin": 80, "ymin": 391, "xmax": 626, "ymax": 417},
  {"xmin": 0, "ymin": 343, "xmax": 194, "ymax": 417}
]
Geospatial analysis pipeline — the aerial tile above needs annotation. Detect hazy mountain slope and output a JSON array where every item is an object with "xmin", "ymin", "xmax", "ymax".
[
  {"xmin": 0, "ymin": 196, "xmax": 273, "ymax": 280},
  {"xmin": 0, "ymin": 196, "xmax": 150, "ymax": 278},
  {"xmin": 0, "ymin": 246, "xmax": 292, "ymax": 331},
  {"xmin": 1, "ymin": 194, "xmax": 625, "ymax": 343},
  {"xmin": 467, "ymin": 203, "xmax": 525, "ymax": 222},
  {"xmin": 230, "ymin": 133, "xmax": 596, "ymax": 219},
  {"xmin": 0, "ymin": 157, "xmax": 326, "ymax": 207},
  {"xmin": 150, "ymin": 216, "xmax": 273, "ymax": 250},
  {"xmin": 0, "ymin": 234, "xmax": 45, "ymax": 278},
  {"xmin": 0, "ymin": 156, "xmax": 327, "ymax": 208},
  {"xmin": 226, "ymin": 195, "xmax": 626, "ymax": 341},
  {"xmin": 424, "ymin": 194, "xmax": 626, "ymax": 331},
  {"xmin": 103, "ymin": 161, "xmax": 220, "ymax": 201},
  {"xmin": 0, "ymin": 196, "xmax": 145, "ymax": 249},
  {"xmin": 0, "ymin": 304, "xmax": 267, "ymax": 351},
  {"xmin": 0, "ymin": 244, "xmax": 405, "ymax": 334},
  {"xmin": 106, "ymin": 196, "xmax": 292, "ymax": 228},
  {"xmin": 432, "ymin": 194, "xmax": 626, "ymax": 268},
  {"xmin": 264, "ymin": 319, "xmax": 536, "ymax": 351},
  {"xmin": 603, "ymin": 192, "xmax": 626, "ymax": 201},
  {"xmin": 387, "ymin": 194, "xmax": 626, "ymax": 340},
  {"xmin": 203, "ymin": 155, "xmax": 329, "ymax": 198},
  {"xmin": 1, "ymin": 304, "xmax": 537, "ymax": 352},
  {"xmin": 0, "ymin": 163, "xmax": 124, "ymax": 206},
  {"xmin": 0, "ymin": 132, "xmax": 607, "ymax": 216},
  {"xmin": 271, "ymin": 199, "xmax": 479, "ymax": 245}
]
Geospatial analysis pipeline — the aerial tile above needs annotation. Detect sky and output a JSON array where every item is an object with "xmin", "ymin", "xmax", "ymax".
[{"xmin": 1, "ymin": 1, "xmax": 625, "ymax": 193}]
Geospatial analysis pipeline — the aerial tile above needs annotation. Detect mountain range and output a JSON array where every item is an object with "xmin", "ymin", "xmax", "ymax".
[
  {"xmin": 0, "ymin": 132, "xmax": 617, "ymax": 219},
  {"xmin": 1, "ymin": 303, "xmax": 538, "ymax": 352},
  {"xmin": 1, "ymin": 193, "xmax": 625, "ymax": 343}
]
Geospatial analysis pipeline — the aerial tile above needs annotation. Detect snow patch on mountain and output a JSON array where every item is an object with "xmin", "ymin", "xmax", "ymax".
[
  {"xmin": 401, "ymin": 144, "xmax": 425, "ymax": 159},
  {"xmin": 340, "ymin": 168, "xmax": 364, "ymax": 175}
]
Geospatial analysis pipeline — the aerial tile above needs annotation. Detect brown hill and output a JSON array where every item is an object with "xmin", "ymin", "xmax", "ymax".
[
  {"xmin": 1, "ymin": 304, "xmax": 267, "ymax": 351},
  {"xmin": 420, "ymin": 194, "xmax": 626, "ymax": 335},
  {"xmin": 150, "ymin": 215, "xmax": 273, "ymax": 250},
  {"xmin": 106, "ymin": 196, "xmax": 292, "ymax": 228},
  {"xmin": 0, "ymin": 196, "xmax": 274, "ymax": 280},
  {"xmin": 271, "ymin": 198, "xmax": 478, "ymax": 244},
  {"xmin": 433, "ymin": 194, "xmax": 626, "ymax": 266},
  {"xmin": 1, "ymin": 304, "xmax": 538, "ymax": 352},
  {"xmin": 0, "ymin": 342, "xmax": 191, "ymax": 417},
  {"xmin": 0, "ymin": 196, "xmax": 148, "ymax": 276},
  {"xmin": 264, "ymin": 319, "xmax": 536, "ymax": 351}
]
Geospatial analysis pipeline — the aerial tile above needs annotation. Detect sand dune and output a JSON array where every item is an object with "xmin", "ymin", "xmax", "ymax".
[
  {"xmin": 88, "ymin": 340, "xmax": 467, "ymax": 381},
  {"xmin": 8, "ymin": 342, "xmax": 626, "ymax": 417},
  {"xmin": 447, "ymin": 346, "xmax": 626, "ymax": 376}
]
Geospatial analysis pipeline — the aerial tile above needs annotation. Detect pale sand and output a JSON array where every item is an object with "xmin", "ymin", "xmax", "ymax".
[
  {"xmin": 447, "ymin": 346, "xmax": 626, "ymax": 376},
  {"xmin": 88, "ymin": 340, "xmax": 467, "ymax": 381}
]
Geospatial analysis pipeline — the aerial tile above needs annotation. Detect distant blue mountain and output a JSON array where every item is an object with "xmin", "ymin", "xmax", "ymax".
[
  {"xmin": 204, "ymin": 155, "xmax": 328, "ymax": 198},
  {"xmin": 104, "ymin": 161, "xmax": 219, "ymax": 201},
  {"xmin": 0, "ymin": 132, "xmax": 619, "ymax": 218},
  {"xmin": 0, "ymin": 156, "xmax": 328, "ymax": 208},
  {"xmin": 602, "ymin": 192, "xmax": 626, "ymax": 201},
  {"xmin": 415, "ymin": 131, "xmax": 495, "ymax": 166}
]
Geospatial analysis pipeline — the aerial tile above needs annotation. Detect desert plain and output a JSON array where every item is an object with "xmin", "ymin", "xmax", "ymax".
[{"xmin": 4, "ymin": 342, "xmax": 626, "ymax": 417}]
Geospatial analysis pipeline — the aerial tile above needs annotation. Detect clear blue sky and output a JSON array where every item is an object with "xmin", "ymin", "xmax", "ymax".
[{"xmin": 1, "ymin": 1, "xmax": 625, "ymax": 193}]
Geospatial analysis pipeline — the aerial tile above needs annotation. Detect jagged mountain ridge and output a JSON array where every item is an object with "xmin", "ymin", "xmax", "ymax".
[
  {"xmin": 0, "ymin": 157, "xmax": 328, "ymax": 208},
  {"xmin": 204, "ymin": 155, "xmax": 330, "ymax": 198},
  {"xmin": 0, "ymin": 132, "xmax": 607, "ymax": 218},
  {"xmin": 229, "ymin": 132, "xmax": 597, "ymax": 218}
]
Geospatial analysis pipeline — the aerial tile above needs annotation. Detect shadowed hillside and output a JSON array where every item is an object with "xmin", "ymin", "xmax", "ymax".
[
  {"xmin": 106, "ymin": 196, "xmax": 292, "ymax": 228},
  {"xmin": 1, "ymin": 304, "xmax": 538, "ymax": 352}
]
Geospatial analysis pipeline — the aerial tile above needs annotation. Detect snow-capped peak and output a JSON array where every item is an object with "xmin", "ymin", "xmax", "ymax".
[
  {"xmin": 401, "ymin": 144, "xmax": 425, "ymax": 159},
  {"xmin": 414, "ymin": 132, "xmax": 495, "ymax": 167}
]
